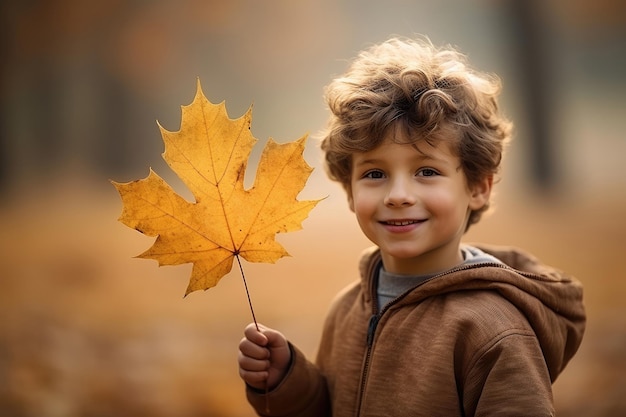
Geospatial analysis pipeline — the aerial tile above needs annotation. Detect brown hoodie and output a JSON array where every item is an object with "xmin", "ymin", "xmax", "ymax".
[{"xmin": 246, "ymin": 244, "xmax": 586, "ymax": 416}]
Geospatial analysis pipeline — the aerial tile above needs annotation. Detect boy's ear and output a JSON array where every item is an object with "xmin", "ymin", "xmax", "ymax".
[
  {"xmin": 344, "ymin": 183, "xmax": 355, "ymax": 212},
  {"xmin": 347, "ymin": 193, "xmax": 355, "ymax": 212},
  {"xmin": 468, "ymin": 175, "xmax": 493, "ymax": 210}
]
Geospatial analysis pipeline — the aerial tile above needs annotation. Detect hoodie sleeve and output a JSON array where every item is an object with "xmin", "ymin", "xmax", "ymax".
[
  {"xmin": 474, "ymin": 243, "xmax": 586, "ymax": 380},
  {"xmin": 463, "ymin": 330, "xmax": 555, "ymax": 416},
  {"xmin": 246, "ymin": 343, "xmax": 330, "ymax": 417}
]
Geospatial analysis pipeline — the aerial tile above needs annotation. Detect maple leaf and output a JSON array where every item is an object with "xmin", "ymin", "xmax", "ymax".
[{"xmin": 112, "ymin": 79, "xmax": 321, "ymax": 296}]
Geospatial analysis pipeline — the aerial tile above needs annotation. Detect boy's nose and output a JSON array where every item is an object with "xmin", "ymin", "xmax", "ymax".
[{"xmin": 384, "ymin": 178, "xmax": 416, "ymax": 207}]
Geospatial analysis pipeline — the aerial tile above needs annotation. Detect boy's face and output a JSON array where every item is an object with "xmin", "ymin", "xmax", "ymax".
[{"xmin": 348, "ymin": 134, "xmax": 492, "ymax": 275}]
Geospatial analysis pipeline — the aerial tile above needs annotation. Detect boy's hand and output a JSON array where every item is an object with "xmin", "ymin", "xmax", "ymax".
[{"xmin": 238, "ymin": 323, "xmax": 291, "ymax": 391}]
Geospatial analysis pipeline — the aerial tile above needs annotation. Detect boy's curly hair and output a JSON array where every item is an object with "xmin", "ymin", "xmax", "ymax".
[{"xmin": 320, "ymin": 36, "xmax": 513, "ymax": 229}]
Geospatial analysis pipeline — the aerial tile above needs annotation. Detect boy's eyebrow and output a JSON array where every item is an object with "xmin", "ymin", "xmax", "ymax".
[
  {"xmin": 415, "ymin": 153, "xmax": 448, "ymax": 163},
  {"xmin": 412, "ymin": 145, "xmax": 450, "ymax": 163},
  {"xmin": 353, "ymin": 157, "xmax": 382, "ymax": 166}
]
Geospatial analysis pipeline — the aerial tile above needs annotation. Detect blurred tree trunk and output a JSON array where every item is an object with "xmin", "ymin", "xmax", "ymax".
[{"xmin": 504, "ymin": 0, "xmax": 558, "ymax": 192}]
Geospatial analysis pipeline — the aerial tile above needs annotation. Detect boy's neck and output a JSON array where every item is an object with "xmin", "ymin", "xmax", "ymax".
[{"xmin": 380, "ymin": 245, "xmax": 464, "ymax": 276}]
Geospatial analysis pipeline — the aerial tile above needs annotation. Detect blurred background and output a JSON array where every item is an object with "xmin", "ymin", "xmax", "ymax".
[{"xmin": 1, "ymin": 0, "xmax": 625, "ymax": 416}]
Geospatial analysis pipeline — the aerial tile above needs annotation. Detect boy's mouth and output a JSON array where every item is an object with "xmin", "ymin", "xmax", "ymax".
[{"xmin": 381, "ymin": 219, "xmax": 424, "ymax": 226}]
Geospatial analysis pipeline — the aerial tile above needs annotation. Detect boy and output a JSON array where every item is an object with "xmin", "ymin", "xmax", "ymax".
[{"xmin": 237, "ymin": 36, "xmax": 585, "ymax": 416}]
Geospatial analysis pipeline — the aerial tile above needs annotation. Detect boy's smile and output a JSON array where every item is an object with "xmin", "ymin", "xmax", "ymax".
[{"xmin": 349, "ymin": 132, "xmax": 492, "ymax": 276}]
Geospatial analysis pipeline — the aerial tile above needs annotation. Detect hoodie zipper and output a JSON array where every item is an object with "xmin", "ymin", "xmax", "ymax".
[
  {"xmin": 355, "ymin": 313, "xmax": 379, "ymax": 415},
  {"xmin": 354, "ymin": 261, "xmax": 516, "ymax": 416}
]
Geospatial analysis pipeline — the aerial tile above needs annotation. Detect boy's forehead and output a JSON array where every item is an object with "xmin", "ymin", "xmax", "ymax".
[{"xmin": 356, "ymin": 132, "xmax": 457, "ymax": 160}]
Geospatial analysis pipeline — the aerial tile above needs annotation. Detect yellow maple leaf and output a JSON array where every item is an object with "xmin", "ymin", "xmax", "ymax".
[{"xmin": 112, "ymin": 80, "xmax": 321, "ymax": 296}]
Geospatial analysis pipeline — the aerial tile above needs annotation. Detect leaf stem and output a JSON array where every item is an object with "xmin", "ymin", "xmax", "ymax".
[
  {"xmin": 235, "ymin": 254, "xmax": 259, "ymax": 331},
  {"xmin": 235, "ymin": 253, "xmax": 269, "ymax": 413}
]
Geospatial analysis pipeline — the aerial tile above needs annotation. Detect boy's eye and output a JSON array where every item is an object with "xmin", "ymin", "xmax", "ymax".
[
  {"xmin": 364, "ymin": 170, "xmax": 385, "ymax": 179},
  {"xmin": 417, "ymin": 168, "xmax": 439, "ymax": 177}
]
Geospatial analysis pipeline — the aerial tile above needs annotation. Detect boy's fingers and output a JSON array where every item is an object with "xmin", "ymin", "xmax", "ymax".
[
  {"xmin": 238, "ymin": 351, "xmax": 270, "ymax": 371},
  {"xmin": 239, "ymin": 337, "xmax": 270, "ymax": 360},
  {"xmin": 260, "ymin": 327, "xmax": 287, "ymax": 348},
  {"xmin": 243, "ymin": 323, "xmax": 269, "ymax": 346},
  {"xmin": 239, "ymin": 368, "xmax": 268, "ymax": 385}
]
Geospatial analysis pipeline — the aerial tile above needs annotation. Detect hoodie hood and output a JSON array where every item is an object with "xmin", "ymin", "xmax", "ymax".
[{"xmin": 359, "ymin": 243, "xmax": 586, "ymax": 382}]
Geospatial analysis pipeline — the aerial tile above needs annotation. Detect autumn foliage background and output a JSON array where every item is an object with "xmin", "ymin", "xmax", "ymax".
[{"xmin": 1, "ymin": 1, "xmax": 625, "ymax": 416}]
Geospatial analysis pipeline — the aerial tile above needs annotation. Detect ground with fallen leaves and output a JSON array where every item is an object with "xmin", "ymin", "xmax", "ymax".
[{"xmin": 0, "ymin": 176, "xmax": 624, "ymax": 417}]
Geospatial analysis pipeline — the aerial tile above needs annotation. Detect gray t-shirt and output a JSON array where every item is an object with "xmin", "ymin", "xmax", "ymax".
[{"xmin": 377, "ymin": 245, "xmax": 503, "ymax": 309}]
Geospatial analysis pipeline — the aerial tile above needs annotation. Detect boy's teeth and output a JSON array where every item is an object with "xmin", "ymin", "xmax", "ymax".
[{"xmin": 388, "ymin": 220, "xmax": 415, "ymax": 226}]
